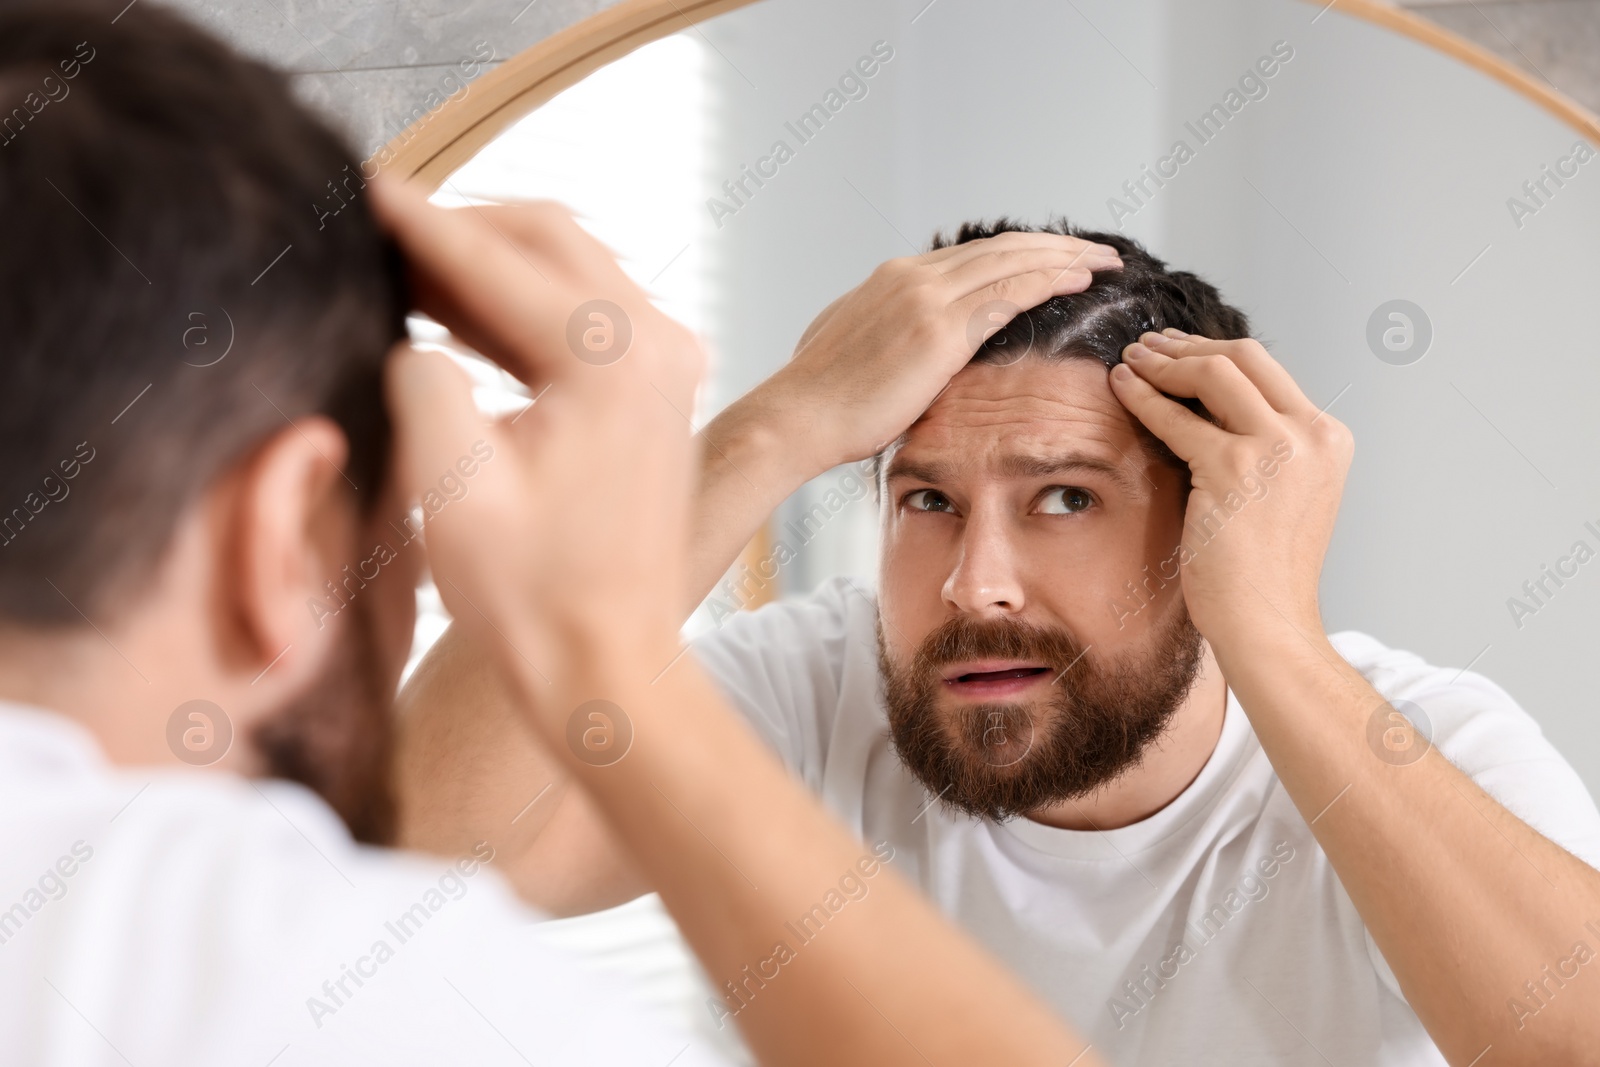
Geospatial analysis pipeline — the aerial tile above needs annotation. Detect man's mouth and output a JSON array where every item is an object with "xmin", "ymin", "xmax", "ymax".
[{"xmin": 939, "ymin": 660, "xmax": 1053, "ymax": 698}]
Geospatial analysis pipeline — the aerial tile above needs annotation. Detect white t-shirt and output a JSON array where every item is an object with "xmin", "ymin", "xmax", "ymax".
[
  {"xmin": 694, "ymin": 576, "xmax": 1600, "ymax": 1067},
  {"xmin": 0, "ymin": 702, "xmax": 732, "ymax": 1067}
]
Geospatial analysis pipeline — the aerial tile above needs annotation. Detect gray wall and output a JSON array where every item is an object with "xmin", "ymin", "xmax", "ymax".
[
  {"xmin": 1398, "ymin": 0, "xmax": 1600, "ymax": 117},
  {"xmin": 162, "ymin": 0, "xmax": 627, "ymax": 156}
]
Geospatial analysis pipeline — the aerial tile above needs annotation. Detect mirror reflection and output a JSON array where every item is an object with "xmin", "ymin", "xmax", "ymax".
[{"xmin": 4, "ymin": 0, "xmax": 1597, "ymax": 1064}]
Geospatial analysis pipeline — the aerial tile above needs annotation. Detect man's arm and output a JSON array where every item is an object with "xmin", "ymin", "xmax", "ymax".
[
  {"xmin": 1112, "ymin": 328, "xmax": 1600, "ymax": 1067},
  {"xmin": 395, "ymin": 626, "xmax": 648, "ymax": 914},
  {"xmin": 375, "ymin": 178, "xmax": 1104, "ymax": 1067},
  {"xmin": 396, "ymin": 226, "xmax": 1124, "ymax": 912}
]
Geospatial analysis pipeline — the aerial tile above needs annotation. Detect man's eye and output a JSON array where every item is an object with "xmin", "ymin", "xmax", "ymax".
[
  {"xmin": 904, "ymin": 489, "xmax": 954, "ymax": 513},
  {"xmin": 1038, "ymin": 487, "xmax": 1094, "ymax": 515}
]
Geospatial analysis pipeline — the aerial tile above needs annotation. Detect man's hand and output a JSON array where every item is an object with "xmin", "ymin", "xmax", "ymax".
[
  {"xmin": 374, "ymin": 178, "xmax": 699, "ymax": 693},
  {"xmin": 1114, "ymin": 328, "xmax": 1600, "ymax": 1066},
  {"xmin": 1110, "ymin": 327, "xmax": 1352, "ymax": 642},
  {"xmin": 754, "ymin": 232, "xmax": 1122, "ymax": 476}
]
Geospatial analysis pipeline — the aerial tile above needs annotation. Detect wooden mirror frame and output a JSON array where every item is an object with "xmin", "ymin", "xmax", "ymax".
[{"xmin": 376, "ymin": 0, "xmax": 1600, "ymax": 190}]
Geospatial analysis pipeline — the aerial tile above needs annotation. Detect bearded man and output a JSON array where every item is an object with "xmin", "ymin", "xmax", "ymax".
[{"xmin": 405, "ymin": 220, "xmax": 1600, "ymax": 1066}]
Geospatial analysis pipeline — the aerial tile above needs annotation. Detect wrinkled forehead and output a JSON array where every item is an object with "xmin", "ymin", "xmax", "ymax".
[{"xmin": 888, "ymin": 356, "xmax": 1150, "ymax": 477}]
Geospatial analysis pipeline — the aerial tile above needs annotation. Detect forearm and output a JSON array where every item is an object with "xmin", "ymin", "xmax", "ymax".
[
  {"xmin": 502, "ymin": 627, "xmax": 1099, "ymax": 1067},
  {"xmin": 686, "ymin": 391, "xmax": 821, "ymax": 615},
  {"xmin": 1215, "ymin": 623, "xmax": 1600, "ymax": 1065},
  {"xmin": 393, "ymin": 626, "xmax": 648, "ymax": 914}
]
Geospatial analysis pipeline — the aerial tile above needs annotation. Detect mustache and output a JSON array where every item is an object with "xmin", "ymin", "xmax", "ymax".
[{"xmin": 914, "ymin": 614, "xmax": 1089, "ymax": 676}]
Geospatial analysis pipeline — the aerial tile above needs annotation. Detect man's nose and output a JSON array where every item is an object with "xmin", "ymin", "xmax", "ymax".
[{"xmin": 941, "ymin": 513, "xmax": 1025, "ymax": 616}]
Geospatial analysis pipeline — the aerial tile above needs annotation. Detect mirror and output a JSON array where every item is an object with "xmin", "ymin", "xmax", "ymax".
[{"xmin": 406, "ymin": 0, "xmax": 1600, "ymax": 1053}]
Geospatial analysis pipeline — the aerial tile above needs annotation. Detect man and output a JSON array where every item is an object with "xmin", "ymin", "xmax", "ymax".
[
  {"xmin": 0, "ymin": 5, "xmax": 1108, "ymax": 1065},
  {"xmin": 407, "ymin": 221, "xmax": 1600, "ymax": 1065}
]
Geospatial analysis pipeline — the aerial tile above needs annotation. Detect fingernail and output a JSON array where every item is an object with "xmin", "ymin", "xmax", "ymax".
[
  {"xmin": 1139, "ymin": 331, "xmax": 1167, "ymax": 346},
  {"xmin": 1162, "ymin": 327, "xmax": 1188, "ymax": 338},
  {"xmin": 1112, "ymin": 363, "xmax": 1135, "ymax": 380},
  {"xmin": 1123, "ymin": 342, "xmax": 1149, "ymax": 359}
]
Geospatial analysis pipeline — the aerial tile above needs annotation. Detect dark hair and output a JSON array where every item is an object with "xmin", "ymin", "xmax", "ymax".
[
  {"xmin": 933, "ymin": 217, "xmax": 1251, "ymax": 369},
  {"xmin": 0, "ymin": 1, "xmax": 406, "ymax": 623},
  {"xmin": 871, "ymin": 217, "xmax": 1253, "ymax": 479}
]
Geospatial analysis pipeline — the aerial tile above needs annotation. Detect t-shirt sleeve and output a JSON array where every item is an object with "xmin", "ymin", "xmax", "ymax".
[
  {"xmin": 691, "ymin": 576, "xmax": 864, "ymax": 787},
  {"xmin": 1330, "ymin": 632, "xmax": 1600, "ymax": 998}
]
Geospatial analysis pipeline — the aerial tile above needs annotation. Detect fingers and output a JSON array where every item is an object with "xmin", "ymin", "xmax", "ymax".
[
  {"xmin": 950, "ymin": 265, "xmax": 1102, "ymax": 354},
  {"xmin": 1107, "ymin": 363, "xmax": 1221, "ymax": 463},
  {"xmin": 1147, "ymin": 329, "xmax": 1314, "ymax": 417},
  {"xmin": 941, "ymin": 248, "xmax": 1105, "ymax": 304},
  {"xmin": 369, "ymin": 176, "xmax": 592, "ymax": 390},
  {"xmin": 938, "ymin": 237, "xmax": 1122, "ymax": 301},
  {"xmin": 1121, "ymin": 333, "xmax": 1283, "ymax": 436},
  {"xmin": 931, "ymin": 229, "xmax": 1122, "ymax": 279}
]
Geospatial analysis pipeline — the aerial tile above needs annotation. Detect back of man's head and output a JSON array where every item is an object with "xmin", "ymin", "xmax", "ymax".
[{"xmin": 0, "ymin": 1, "xmax": 405, "ymax": 623}]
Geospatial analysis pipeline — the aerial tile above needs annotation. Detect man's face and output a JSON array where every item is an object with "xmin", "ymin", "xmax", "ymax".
[{"xmin": 877, "ymin": 356, "xmax": 1204, "ymax": 819}]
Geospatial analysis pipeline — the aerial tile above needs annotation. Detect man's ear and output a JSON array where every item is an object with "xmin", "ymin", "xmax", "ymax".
[{"xmin": 220, "ymin": 416, "xmax": 354, "ymax": 687}]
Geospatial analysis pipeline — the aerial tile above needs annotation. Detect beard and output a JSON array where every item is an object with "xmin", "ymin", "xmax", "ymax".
[
  {"xmin": 249, "ymin": 595, "xmax": 397, "ymax": 845},
  {"xmin": 879, "ymin": 606, "xmax": 1205, "ymax": 822}
]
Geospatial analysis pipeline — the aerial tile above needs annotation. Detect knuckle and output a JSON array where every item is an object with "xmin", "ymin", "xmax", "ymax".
[
  {"xmin": 904, "ymin": 278, "xmax": 948, "ymax": 316},
  {"xmin": 1323, "ymin": 418, "xmax": 1355, "ymax": 453},
  {"xmin": 877, "ymin": 256, "xmax": 917, "ymax": 281},
  {"xmin": 1222, "ymin": 443, "xmax": 1255, "ymax": 473},
  {"xmin": 990, "ymin": 232, "xmax": 1048, "ymax": 254},
  {"xmin": 985, "ymin": 274, "xmax": 1023, "ymax": 304}
]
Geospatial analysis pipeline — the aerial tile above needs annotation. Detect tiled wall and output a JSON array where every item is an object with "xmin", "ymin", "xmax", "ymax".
[
  {"xmin": 1397, "ymin": 0, "xmax": 1600, "ymax": 116},
  {"xmin": 162, "ymin": 0, "xmax": 627, "ymax": 159}
]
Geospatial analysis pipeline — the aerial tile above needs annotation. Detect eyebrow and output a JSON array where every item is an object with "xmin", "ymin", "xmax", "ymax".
[{"xmin": 885, "ymin": 450, "xmax": 1139, "ymax": 493}]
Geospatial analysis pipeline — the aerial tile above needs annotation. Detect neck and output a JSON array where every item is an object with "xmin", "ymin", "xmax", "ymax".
[
  {"xmin": 1026, "ymin": 640, "xmax": 1229, "ymax": 831},
  {"xmin": 0, "ymin": 598, "xmax": 270, "ymax": 776},
  {"xmin": 0, "ymin": 629, "xmax": 159, "ymax": 755}
]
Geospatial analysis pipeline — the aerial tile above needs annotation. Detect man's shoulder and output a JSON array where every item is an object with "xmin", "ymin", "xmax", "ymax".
[
  {"xmin": 0, "ymin": 705, "xmax": 526, "ymax": 923},
  {"xmin": 1325, "ymin": 630, "xmax": 1600, "ymax": 867},
  {"xmin": 1324, "ymin": 630, "xmax": 1590, "ymax": 797},
  {"xmin": 690, "ymin": 577, "xmax": 884, "ymax": 774},
  {"xmin": 1326, "ymin": 628, "xmax": 1536, "ymax": 736},
  {"xmin": 695, "ymin": 574, "xmax": 878, "ymax": 665}
]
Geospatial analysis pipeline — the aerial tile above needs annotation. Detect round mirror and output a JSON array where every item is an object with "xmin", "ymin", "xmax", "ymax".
[{"xmin": 398, "ymin": 0, "xmax": 1600, "ymax": 1052}]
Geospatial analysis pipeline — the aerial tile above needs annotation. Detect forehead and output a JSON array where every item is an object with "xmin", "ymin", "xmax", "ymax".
[{"xmin": 891, "ymin": 357, "xmax": 1146, "ymax": 475}]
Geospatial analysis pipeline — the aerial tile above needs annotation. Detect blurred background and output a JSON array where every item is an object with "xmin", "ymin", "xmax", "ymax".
[{"xmin": 165, "ymin": 0, "xmax": 1600, "ymax": 1058}]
